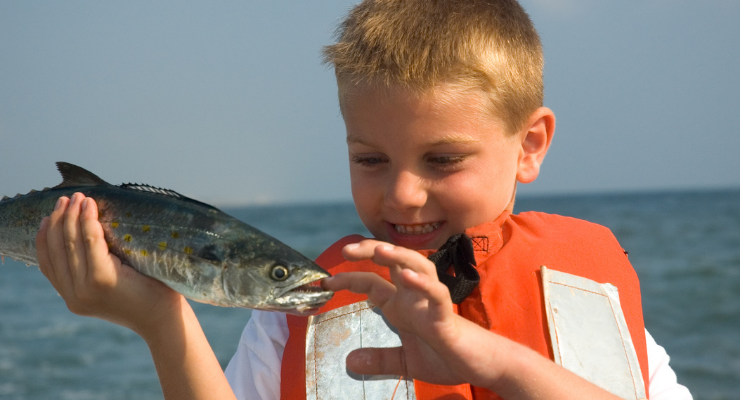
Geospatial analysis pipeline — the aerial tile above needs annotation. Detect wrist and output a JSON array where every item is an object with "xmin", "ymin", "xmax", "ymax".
[
  {"xmin": 136, "ymin": 294, "xmax": 193, "ymax": 346},
  {"xmin": 483, "ymin": 338, "xmax": 541, "ymax": 395},
  {"xmin": 441, "ymin": 318, "xmax": 521, "ymax": 390}
]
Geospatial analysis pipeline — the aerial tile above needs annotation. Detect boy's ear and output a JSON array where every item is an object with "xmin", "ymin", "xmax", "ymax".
[{"xmin": 516, "ymin": 107, "xmax": 555, "ymax": 184}]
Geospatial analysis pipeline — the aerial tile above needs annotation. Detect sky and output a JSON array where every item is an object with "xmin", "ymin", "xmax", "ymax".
[{"xmin": 1, "ymin": 0, "xmax": 738, "ymax": 206}]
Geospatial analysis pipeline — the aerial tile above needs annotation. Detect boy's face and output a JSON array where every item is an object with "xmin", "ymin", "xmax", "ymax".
[{"xmin": 343, "ymin": 85, "xmax": 528, "ymax": 250}]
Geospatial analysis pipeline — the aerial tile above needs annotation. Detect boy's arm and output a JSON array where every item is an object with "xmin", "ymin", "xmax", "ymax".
[
  {"xmin": 323, "ymin": 240, "xmax": 627, "ymax": 400},
  {"xmin": 35, "ymin": 193, "xmax": 236, "ymax": 400},
  {"xmin": 144, "ymin": 297, "xmax": 237, "ymax": 400},
  {"xmin": 224, "ymin": 310, "xmax": 288, "ymax": 400}
]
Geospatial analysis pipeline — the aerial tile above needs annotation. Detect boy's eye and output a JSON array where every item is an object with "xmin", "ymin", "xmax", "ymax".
[
  {"xmin": 352, "ymin": 155, "xmax": 387, "ymax": 167},
  {"xmin": 426, "ymin": 155, "xmax": 466, "ymax": 170}
]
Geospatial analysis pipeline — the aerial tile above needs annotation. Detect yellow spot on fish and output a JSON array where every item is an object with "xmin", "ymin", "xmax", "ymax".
[
  {"xmin": 124, "ymin": 249, "xmax": 132, "ymax": 255},
  {"xmin": 184, "ymin": 246, "xmax": 193, "ymax": 255},
  {"xmin": 126, "ymin": 212, "xmax": 132, "ymax": 218},
  {"xmin": 140, "ymin": 249, "xmax": 148, "ymax": 256},
  {"xmin": 171, "ymin": 231, "xmax": 179, "ymax": 239},
  {"xmin": 111, "ymin": 221, "xmax": 119, "ymax": 228},
  {"xmin": 142, "ymin": 225, "xmax": 150, "ymax": 233},
  {"xmin": 124, "ymin": 234, "xmax": 132, "ymax": 242},
  {"xmin": 158, "ymin": 242, "xmax": 167, "ymax": 250}
]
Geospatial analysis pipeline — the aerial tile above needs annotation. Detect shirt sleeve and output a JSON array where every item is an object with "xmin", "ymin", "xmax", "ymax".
[
  {"xmin": 645, "ymin": 329, "xmax": 693, "ymax": 400},
  {"xmin": 224, "ymin": 310, "xmax": 289, "ymax": 400}
]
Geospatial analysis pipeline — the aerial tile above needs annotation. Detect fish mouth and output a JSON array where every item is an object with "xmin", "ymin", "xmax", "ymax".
[
  {"xmin": 273, "ymin": 275, "xmax": 334, "ymax": 315},
  {"xmin": 274, "ymin": 274, "xmax": 329, "ymax": 298},
  {"xmin": 278, "ymin": 278, "xmax": 329, "ymax": 298}
]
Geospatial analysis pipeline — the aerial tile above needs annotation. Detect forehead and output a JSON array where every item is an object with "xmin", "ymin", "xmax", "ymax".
[{"xmin": 342, "ymin": 83, "xmax": 507, "ymax": 143}]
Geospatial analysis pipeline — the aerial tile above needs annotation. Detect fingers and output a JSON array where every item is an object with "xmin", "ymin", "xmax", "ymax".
[
  {"xmin": 323, "ymin": 272, "xmax": 396, "ymax": 306},
  {"xmin": 79, "ymin": 197, "xmax": 119, "ymax": 285},
  {"xmin": 44, "ymin": 196, "xmax": 73, "ymax": 293},
  {"xmin": 36, "ymin": 194, "xmax": 112, "ymax": 303},
  {"xmin": 346, "ymin": 347, "xmax": 406, "ymax": 377},
  {"xmin": 36, "ymin": 216, "xmax": 59, "ymax": 291},
  {"xmin": 343, "ymin": 240, "xmax": 436, "ymax": 277},
  {"xmin": 63, "ymin": 193, "xmax": 88, "ymax": 285},
  {"xmin": 342, "ymin": 240, "xmax": 451, "ymax": 307}
]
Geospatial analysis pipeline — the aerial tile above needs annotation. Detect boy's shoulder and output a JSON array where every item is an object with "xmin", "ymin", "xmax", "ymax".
[
  {"xmin": 506, "ymin": 211, "xmax": 634, "ymax": 278},
  {"xmin": 510, "ymin": 211, "xmax": 615, "ymax": 239},
  {"xmin": 506, "ymin": 211, "xmax": 630, "ymax": 262}
]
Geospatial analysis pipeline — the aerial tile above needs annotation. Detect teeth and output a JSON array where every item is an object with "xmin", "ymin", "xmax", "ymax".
[{"xmin": 393, "ymin": 222, "xmax": 441, "ymax": 235}]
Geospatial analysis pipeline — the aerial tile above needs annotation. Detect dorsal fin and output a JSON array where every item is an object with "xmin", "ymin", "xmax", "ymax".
[
  {"xmin": 54, "ymin": 162, "xmax": 110, "ymax": 188},
  {"xmin": 46, "ymin": 162, "xmax": 219, "ymax": 211}
]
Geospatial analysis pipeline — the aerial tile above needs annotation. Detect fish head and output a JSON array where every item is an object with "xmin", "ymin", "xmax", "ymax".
[{"xmin": 220, "ymin": 239, "xmax": 334, "ymax": 315}]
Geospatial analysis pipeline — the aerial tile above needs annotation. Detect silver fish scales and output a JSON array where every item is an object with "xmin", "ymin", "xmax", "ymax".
[{"xmin": 0, "ymin": 162, "xmax": 333, "ymax": 315}]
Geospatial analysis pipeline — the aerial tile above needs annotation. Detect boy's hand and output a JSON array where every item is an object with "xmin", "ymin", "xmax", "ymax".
[
  {"xmin": 324, "ymin": 240, "xmax": 627, "ymax": 400},
  {"xmin": 322, "ymin": 239, "xmax": 508, "ymax": 388},
  {"xmin": 37, "ymin": 192, "xmax": 237, "ymax": 400},
  {"xmin": 36, "ymin": 193, "xmax": 184, "ymax": 339}
]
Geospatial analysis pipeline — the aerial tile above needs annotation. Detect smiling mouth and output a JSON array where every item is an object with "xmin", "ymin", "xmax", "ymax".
[{"xmin": 393, "ymin": 222, "xmax": 442, "ymax": 235}]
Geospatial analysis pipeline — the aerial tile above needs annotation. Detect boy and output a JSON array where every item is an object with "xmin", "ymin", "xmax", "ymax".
[{"xmin": 37, "ymin": 0, "xmax": 691, "ymax": 399}]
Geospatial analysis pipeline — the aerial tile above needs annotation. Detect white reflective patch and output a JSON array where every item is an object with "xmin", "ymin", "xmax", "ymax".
[
  {"xmin": 305, "ymin": 300, "xmax": 416, "ymax": 400},
  {"xmin": 542, "ymin": 266, "xmax": 647, "ymax": 400}
]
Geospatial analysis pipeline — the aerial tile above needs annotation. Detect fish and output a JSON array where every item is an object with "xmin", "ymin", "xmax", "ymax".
[{"xmin": 0, "ymin": 162, "xmax": 333, "ymax": 315}]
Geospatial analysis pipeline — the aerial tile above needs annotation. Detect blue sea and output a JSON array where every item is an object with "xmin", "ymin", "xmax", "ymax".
[{"xmin": 1, "ymin": 190, "xmax": 738, "ymax": 399}]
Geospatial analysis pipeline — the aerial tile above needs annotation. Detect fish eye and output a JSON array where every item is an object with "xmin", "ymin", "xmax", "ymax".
[{"xmin": 270, "ymin": 265, "xmax": 290, "ymax": 281}]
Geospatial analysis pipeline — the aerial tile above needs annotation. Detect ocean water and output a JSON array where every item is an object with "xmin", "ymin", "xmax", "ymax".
[{"xmin": 0, "ymin": 190, "xmax": 738, "ymax": 399}]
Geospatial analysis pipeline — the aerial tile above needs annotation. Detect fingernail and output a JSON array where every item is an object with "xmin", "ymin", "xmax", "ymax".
[
  {"xmin": 321, "ymin": 276, "xmax": 333, "ymax": 289},
  {"xmin": 378, "ymin": 244, "xmax": 395, "ymax": 252},
  {"xmin": 54, "ymin": 198, "xmax": 62, "ymax": 210},
  {"xmin": 344, "ymin": 243, "xmax": 359, "ymax": 251},
  {"xmin": 81, "ymin": 198, "xmax": 88, "ymax": 211}
]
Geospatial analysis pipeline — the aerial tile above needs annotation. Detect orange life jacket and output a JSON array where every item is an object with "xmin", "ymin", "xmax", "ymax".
[{"xmin": 281, "ymin": 211, "xmax": 649, "ymax": 399}]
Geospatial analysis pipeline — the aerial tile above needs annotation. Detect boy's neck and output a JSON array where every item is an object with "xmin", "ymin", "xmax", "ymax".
[{"xmin": 505, "ymin": 183, "xmax": 517, "ymax": 214}]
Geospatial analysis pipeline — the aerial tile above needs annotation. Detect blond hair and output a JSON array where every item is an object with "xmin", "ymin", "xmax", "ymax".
[{"xmin": 323, "ymin": 0, "xmax": 543, "ymax": 134}]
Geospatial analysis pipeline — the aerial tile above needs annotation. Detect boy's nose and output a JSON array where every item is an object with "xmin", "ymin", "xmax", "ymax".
[{"xmin": 384, "ymin": 170, "xmax": 427, "ymax": 211}]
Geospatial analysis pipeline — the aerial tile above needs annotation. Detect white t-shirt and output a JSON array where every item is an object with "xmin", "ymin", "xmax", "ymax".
[{"xmin": 225, "ymin": 310, "xmax": 692, "ymax": 400}]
